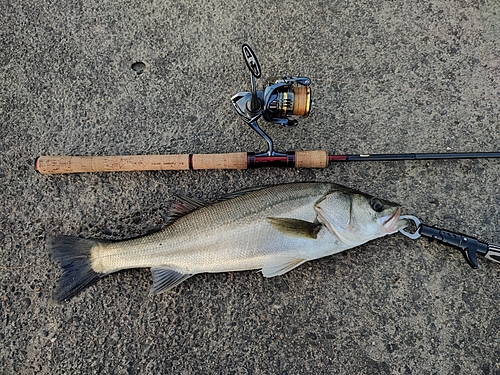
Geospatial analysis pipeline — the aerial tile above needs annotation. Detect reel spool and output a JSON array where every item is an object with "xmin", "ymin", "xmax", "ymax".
[
  {"xmin": 263, "ymin": 79, "xmax": 311, "ymax": 125},
  {"xmin": 231, "ymin": 44, "xmax": 311, "ymax": 156}
]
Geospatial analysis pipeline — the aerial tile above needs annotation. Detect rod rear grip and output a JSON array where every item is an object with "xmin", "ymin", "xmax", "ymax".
[
  {"xmin": 35, "ymin": 155, "xmax": 193, "ymax": 174},
  {"xmin": 35, "ymin": 153, "xmax": 250, "ymax": 174}
]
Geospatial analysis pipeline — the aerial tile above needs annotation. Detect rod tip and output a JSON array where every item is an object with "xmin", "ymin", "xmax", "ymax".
[{"xmin": 34, "ymin": 157, "xmax": 40, "ymax": 173}]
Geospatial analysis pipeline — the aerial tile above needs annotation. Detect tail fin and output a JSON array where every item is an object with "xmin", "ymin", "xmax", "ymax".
[{"xmin": 48, "ymin": 236, "xmax": 107, "ymax": 302}]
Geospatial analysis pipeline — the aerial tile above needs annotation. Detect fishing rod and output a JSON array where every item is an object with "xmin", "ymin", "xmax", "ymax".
[{"xmin": 35, "ymin": 44, "xmax": 500, "ymax": 174}]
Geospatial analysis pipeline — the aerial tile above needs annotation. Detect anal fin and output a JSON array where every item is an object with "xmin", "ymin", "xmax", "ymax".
[
  {"xmin": 150, "ymin": 267, "xmax": 192, "ymax": 295},
  {"xmin": 261, "ymin": 257, "xmax": 307, "ymax": 277}
]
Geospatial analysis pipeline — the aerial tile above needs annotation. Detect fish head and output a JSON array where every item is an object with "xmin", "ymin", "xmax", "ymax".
[{"xmin": 314, "ymin": 187, "xmax": 408, "ymax": 246}]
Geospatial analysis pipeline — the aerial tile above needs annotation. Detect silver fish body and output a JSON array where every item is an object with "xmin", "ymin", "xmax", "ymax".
[{"xmin": 50, "ymin": 182, "xmax": 407, "ymax": 301}]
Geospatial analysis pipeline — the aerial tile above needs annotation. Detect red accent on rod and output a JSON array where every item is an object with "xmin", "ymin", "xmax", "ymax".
[
  {"xmin": 254, "ymin": 156, "xmax": 289, "ymax": 163},
  {"xmin": 247, "ymin": 153, "xmax": 296, "ymax": 168},
  {"xmin": 329, "ymin": 155, "xmax": 348, "ymax": 162}
]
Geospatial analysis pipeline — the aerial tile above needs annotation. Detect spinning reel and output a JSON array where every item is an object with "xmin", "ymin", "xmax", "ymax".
[{"xmin": 231, "ymin": 44, "xmax": 312, "ymax": 157}]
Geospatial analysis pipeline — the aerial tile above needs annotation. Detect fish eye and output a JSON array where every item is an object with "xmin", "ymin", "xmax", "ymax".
[{"xmin": 370, "ymin": 197, "xmax": 384, "ymax": 212}]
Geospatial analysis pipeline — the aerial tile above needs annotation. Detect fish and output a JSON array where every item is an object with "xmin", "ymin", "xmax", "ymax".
[{"xmin": 49, "ymin": 182, "xmax": 408, "ymax": 301}]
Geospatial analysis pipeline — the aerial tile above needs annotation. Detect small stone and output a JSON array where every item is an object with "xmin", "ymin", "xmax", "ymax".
[{"xmin": 102, "ymin": 227, "xmax": 112, "ymax": 236}]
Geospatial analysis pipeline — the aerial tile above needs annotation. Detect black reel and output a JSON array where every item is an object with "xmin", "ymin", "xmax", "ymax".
[{"xmin": 231, "ymin": 44, "xmax": 311, "ymax": 156}]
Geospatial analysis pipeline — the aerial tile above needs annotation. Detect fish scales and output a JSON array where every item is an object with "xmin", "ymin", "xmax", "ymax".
[{"xmin": 92, "ymin": 183, "xmax": 331, "ymax": 273}]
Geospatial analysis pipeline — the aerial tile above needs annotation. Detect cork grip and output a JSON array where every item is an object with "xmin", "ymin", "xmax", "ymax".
[
  {"xmin": 35, "ymin": 151, "xmax": 329, "ymax": 174},
  {"xmin": 35, "ymin": 152, "xmax": 249, "ymax": 174},
  {"xmin": 192, "ymin": 152, "xmax": 248, "ymax": 170},
  {"xmin": 35, "ymin": 155, "xmax": 190, "ymax": 174},
  {"xmin": 294, "ymin": 150, "xmax": 329, "ymax": 168}
]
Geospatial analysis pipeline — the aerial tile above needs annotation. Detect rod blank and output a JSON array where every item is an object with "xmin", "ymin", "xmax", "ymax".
[{"xmin": 340, "ymin": 152, "xmax": 500, "ymax": 162}]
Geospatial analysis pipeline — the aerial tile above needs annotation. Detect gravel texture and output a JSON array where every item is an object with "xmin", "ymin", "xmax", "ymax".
[{"xmin": 2, "ymin": 0, "xmax": 500, "ymax": 374}]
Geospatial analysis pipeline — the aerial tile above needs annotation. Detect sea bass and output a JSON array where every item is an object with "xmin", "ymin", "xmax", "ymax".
[{"xmin": 49, "ymin": 182, "xmax": 407, "ymax": 301}]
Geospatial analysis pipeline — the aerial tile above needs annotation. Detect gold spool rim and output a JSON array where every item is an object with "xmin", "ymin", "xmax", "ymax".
[
  {"xmin": 292, "ymin": 86, "xmax": 311, "ymax": 117},
  {"xmin": 303, "ymin": 86, "xmax": 311, "ymax": 117}
]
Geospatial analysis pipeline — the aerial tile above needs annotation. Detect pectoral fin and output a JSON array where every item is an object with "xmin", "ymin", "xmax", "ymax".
[
  {"xmin": 150, "ymin": 267, "xmax": 192, "ymax": 295},
  {"xmin": 261, "ymin": 257, "xmax": 307, "ymax": 277},
  {"xmin": 267, "ymin": 217, "xmax": 322, "ymax": 239}
]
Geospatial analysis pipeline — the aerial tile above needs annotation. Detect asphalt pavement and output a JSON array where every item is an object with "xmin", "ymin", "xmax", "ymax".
[{"xmin": 2, "ymin": 0, "xmax": 500, "ymax": 374}]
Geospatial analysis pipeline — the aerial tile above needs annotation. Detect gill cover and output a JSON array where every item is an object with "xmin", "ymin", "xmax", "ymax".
[{"xmin": 313, "ymin": 190, "xmax": 403, "ymax": 245}]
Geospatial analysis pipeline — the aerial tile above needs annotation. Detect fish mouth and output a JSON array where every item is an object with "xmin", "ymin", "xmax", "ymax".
[{"xmin": 381, "ymin": 207, "xmax": 408, "ymax": 233}]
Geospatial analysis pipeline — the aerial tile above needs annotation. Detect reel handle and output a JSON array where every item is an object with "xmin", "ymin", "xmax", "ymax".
[
  {"xmin": 242, "ymin": 44, "xmax": 262, "ymax": 113},
  {"xmin": 35, "ymin": 150, "xmax": 328, "ymax": 174}
]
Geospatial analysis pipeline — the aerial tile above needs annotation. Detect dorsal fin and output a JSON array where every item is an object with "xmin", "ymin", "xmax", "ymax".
[
  {"xmin": 172, "ymin": 195, "xmax": 207, "ymax": 215},
  {"xmin": 166, "ymin": 186, "xmax": 270, "ymax": 225},
  {"xmin": 220, "ymin": 185, "xmax": 270, "ymax": 200},
  {"xmin": 166, "ymin": 195, "xmax": 208, "ymax": 224}
]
